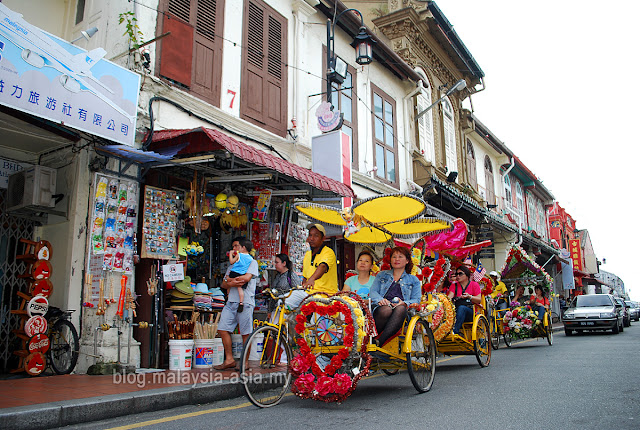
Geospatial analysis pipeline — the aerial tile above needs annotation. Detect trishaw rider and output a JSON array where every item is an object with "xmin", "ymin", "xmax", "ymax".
[
  {"xmin": 489, "ymin": 271, "xmax": 508, "ymax": 312},
  {"xmin": 301, "ymin": 224, "xmax": 338, "ymax": 295}
]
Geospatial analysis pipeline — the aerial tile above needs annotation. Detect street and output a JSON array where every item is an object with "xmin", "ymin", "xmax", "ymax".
[{"xmin": 61, "ymin": 326, "xmax": 640, "ymax": 430}]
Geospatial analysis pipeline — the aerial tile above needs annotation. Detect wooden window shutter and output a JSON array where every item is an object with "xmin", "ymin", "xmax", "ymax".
[
  {"xmin": 160, "ymin": 0, "xmax": 194, "ymax": 87},
  {"xmin": 241, "ymin": 0, "xmax": 288, "ymax": 137},
  {"xmin": 192, "ymin": 0, "xmax": 223, "ymax": 105},
  {"xmin": 466, "ymin": 139, "xmax": 477, "ymax": 190}
]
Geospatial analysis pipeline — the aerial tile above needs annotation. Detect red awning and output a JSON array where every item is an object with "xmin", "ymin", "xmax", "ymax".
[{"xmin": 149, "ymin": 127, "xmax": 355, "ymax": 198}]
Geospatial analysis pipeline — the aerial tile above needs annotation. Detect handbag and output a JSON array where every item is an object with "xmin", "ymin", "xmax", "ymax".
[{"xmin": 453, "ymin": 282, "xmax": 472, "ymax": 308}]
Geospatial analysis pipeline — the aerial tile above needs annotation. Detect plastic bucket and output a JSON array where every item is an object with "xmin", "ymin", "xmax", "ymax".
[
  {"xmin": 231, "ymin": 334, "xmax": 244, "ymax": 359},
  {"xmin": 248, "ymin": 333, "xmax": 264, "ymax": 361},
  {"xmin": 169, "ymin": 339, "xmax": 193, "ymax": 371},
  {"xmin": 194, "ymin": 339, "xmax": 217, "ymax": 368},
  {"xmin": 211, "ymin": 338, "xmax": 224, "ymax": 366}
]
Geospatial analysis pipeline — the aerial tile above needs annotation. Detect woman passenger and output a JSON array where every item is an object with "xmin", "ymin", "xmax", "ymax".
[{"xmin": 343, "ymin": 250, "xmax": 376, "ymax": 299}]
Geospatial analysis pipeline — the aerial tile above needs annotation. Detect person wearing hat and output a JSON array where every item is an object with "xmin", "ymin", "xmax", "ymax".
[
  {"xmin": 301, "ymin": 223, "xmax": 338, "ymax": 295},
  {"xmin": 215, "ymin": 237, "xmax": 259, "ymax": 370},
  {"xmin": 489, "ymin": 271, "xmax": 508, "ymax": 312}
]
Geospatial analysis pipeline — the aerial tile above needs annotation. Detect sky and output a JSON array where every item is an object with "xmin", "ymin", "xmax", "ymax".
[{"xmin": 435, "ymin": 0, "xmax": 640, "ymax": 299}]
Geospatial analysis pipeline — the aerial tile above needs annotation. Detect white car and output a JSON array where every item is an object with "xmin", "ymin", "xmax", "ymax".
[{"xmin": 563, "ymin": 294, "xmax": 624, "ymax": 335}]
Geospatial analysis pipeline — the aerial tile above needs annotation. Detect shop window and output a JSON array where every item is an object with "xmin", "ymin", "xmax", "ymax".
[
  {"xmin": 371, "ymin": 84, "xmax": 398, "ymax": 186},
  {"xmin": 240, "ymin": 0, "xmax": 288, "ymax": 137},
  {"xmin": 466, "ymin": 139, "xmax": 477, "ymax": 190},
  {"xmin": 442, "ymin": 97, "xmax": 457, "ymax": 175},
  {"xmin": 159, "ymin": 0, "xmax": 225, "ymax": 106},
  {"xmin": 323, "ymin": 47, "xmax": 358, "ymax": 170},
  {"xmin": 484, "ymin": 156, "xmax": 495, "ymax": 207}
]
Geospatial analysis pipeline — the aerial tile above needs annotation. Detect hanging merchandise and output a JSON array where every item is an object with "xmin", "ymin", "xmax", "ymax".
[
  {"xmin": 91, "ymin": 177, "xmax": 108, "ymax": 254},
  {"xmin": 141, "ymin": 185, "xmax": 179, "ymax": 260},
  {"xmin": 287, "ymin": 221, "xmax": 309, "ymax": 275},
  {"xmin": 252, "ymin": 189, "xmax": 272, "ymax": 222}
]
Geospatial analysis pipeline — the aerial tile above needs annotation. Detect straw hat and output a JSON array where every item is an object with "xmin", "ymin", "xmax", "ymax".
[{"xmin": 174, "ymin": 276, "xmax": 194, "ymax": 295}]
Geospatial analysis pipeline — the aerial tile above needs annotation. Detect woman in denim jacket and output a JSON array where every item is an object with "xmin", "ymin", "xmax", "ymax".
[{"xmin": 369, "ymin": 246, "xmax": 422, "ymax": 346}]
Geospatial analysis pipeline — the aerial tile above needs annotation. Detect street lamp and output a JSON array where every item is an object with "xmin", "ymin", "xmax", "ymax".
[
  {"xmin": 326, "ymin": 8, "xmax": 375, "ymax": 105},
  {"xmin": 415, "ymin": 79, "xmax": 467, "ymax": 120}
]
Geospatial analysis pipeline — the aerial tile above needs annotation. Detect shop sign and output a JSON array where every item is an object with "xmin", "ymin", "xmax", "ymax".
[
  {"xmin": 162, "ymin": 262, "xmax": 184, "ymax": 282},
  {"xmin": 24, "ymin": 351, "xmax": 46, "ymax": 376},
  {"xmin": 0, "ymin": 157, "xmax": 30, "ymax": 188},
  {"xmin": 28, "ymin": 333, "xmax": 50, "ymax": 354},
  {"xmin": 316, "ymin": 101, "xmax": 343, "ymax": 132},
  {"xmin": 569, "ymin": 239, "xmax": 583, "ymax": 271},
  {"xmin": 24, "ymin": 315, "xmax": 47, "ymax": 337},
  {"xmin": 0, "ymin": 4, "xmax": 140, "ymax": 146},
  {"xmin": 27, "ymin": 295, "xmax": 49, "ymax": 317}
]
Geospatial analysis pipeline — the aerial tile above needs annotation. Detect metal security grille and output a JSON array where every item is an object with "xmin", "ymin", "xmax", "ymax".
[{"xmin": 0, "ymin": 189, "xmax": 36, "ymax": 373}]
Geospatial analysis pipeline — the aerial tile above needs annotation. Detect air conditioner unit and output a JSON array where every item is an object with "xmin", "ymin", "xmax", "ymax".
[{"xmin": 6, "ymin": 166, "xmax": 57, "ymax": 212}]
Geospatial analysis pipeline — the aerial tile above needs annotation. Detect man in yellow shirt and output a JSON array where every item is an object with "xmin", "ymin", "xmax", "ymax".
[
  {"xmin": 490, "ymin": 271, "xmax": 508, "ymax": 311},
  {"xmin": 301, "ymin": 224, "xmax": 338, "ymax": 295}
]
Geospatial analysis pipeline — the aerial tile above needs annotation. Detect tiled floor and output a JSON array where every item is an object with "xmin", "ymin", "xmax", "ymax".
[{"xmin": 0, "ymin": 367, "xmax": 241, "ymax": 409}]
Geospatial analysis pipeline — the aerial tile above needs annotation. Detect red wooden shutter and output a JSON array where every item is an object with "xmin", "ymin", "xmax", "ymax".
[
  {"xmin": 192, "ymin": 0, "xmax": 223, "ymax": 105},
  {"xmin": 159, "ymin": 10, "xmax": 194, "ymax": 87},
  {"xmin": 241, "ymin": 0, "xmax": 288, "ymax": 137}
]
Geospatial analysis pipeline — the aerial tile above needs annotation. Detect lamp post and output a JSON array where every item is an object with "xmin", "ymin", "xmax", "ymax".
[
  {"xmin": 415, "ymin": 79, "xmax": 467, "ymax": 121},
  {"xmin": 326, "ymin": 9, "xmax": 375, "ymax": 106}
]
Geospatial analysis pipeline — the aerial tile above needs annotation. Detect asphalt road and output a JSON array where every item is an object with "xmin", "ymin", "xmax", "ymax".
[{"xmin": 61, "ymin": 325, "xmax": 640, "ymax": 430}]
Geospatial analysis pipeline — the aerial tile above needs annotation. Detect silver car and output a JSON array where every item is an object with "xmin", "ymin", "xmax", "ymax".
[
  {"xmin": 563, "ymin": 294, "xmax": 624, "ymax": 335},
  {"xmin": 625, "ymin": 301, "xmax": 640, "ymax": 321}
]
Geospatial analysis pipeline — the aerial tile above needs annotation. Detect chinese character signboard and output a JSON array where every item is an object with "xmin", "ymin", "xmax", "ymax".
[
  {"xmin": 569, "ymin": 239, "xmax": 583, "ymax": 271},
  {"xmin": 0, "ymin": 4, "xmax": 139, "ymax": 146}
]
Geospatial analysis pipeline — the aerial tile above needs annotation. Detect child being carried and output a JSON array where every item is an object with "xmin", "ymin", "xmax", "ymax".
[{"xmin": 228, "ymin": 240, "xmax": 254, "ymax": 313}]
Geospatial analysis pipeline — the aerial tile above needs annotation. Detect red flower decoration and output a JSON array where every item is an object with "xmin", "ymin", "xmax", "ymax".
[
  {"xmin": 316, "ymin": 376, "xmax": 334, "ymax": 396},
  {"xmin": 290, "ymin": 355, "xmax": 310, "ymax": 375},
  {"xmin": 294, "ymin": 373, "xmax": 315, "ymax": 394},
  {"xmin": 333, "ymin": 373, "xmax": 352, "ymax": 395}
]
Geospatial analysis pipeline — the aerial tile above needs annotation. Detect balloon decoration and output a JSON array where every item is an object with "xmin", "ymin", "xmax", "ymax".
[{"xmin": 294, "ymin": 194, "xmax": 453, "ymax": 244}]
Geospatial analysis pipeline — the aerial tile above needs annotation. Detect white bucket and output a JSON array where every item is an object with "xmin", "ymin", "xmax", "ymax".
[
  {"xmin": 169, "ymin": 339, "xmax": 194, "ymax": 371},
  {"xmin": 248, "ymin": 333, "xmax": 264, "ymax": 361},
  {"xmin": 231, "ymin": 334, "xmax": 244, "ymax": 359},
  {"xmin": 211, "ymin": 338, "xmax": 224, "ymax": 366},
  {"xmin": 194, "ymin": 339, "xmax": 217, "ymax": 368}
]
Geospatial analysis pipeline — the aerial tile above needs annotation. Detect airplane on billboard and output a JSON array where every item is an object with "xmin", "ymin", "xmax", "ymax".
[{"xmin": 0, "ymin": 3, "xmax": 134, "ymax": 123}]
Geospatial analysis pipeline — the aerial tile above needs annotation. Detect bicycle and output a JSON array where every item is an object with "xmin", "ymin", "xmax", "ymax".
[
  {"xmin": 45, "ymin": 306, "xmax": 80, "ymax": 374},
  {"xmin": 240, "ymin": 287, "xmax": 306, "ymax": 407}
]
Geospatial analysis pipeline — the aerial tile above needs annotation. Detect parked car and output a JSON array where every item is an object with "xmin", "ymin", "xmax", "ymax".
[
  {"xmin": 615, "ymin": 297, "xmax": 631, "ymax": 327},
  {"xmin": 625, "ymin": 300, "xmax": 639, "ymax": 322},
  {"xmin": 563, "ymin": 294, "xmax": 624, "ymax": 335}
]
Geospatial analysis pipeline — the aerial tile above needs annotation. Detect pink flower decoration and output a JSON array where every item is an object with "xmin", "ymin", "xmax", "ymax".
[
  {"xmin": 315, "ymin": 375, "xmax": 335, "ymax": 396},
  {"xmin": 333, "ymin": 373, "xmax": 352, "ymax": 395},
  {"xmin": 294, "ymin": 373, "xmax": 315, "ymax": 394},
  {"xmin": 290, "ymin": 355, "xmax": 310, "ymax": 375}
]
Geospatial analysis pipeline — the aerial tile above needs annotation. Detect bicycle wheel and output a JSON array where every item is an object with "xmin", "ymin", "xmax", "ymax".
[
  {"xmin": 49, "ymin": 319, "xmax": 79, "ymax": 374},
  {"xmin": 406, "ymin": 319, "xmax": 436, "ymax": 393},
  {"xmin": 473, "ymin": 316, "xmax": 491, "ymax": 367},
  {"xmin": 241, "ymin": 325, "xmax": 292, "ymax": 408},
  {"xmin": 503, "ymin": 329, "xmax": 513, "ymax": 347},
  {"xmin": 382, "ymin": 368, "xmax": 399, "ymax": 376},
  {"xmin": 490, "ymin": 315, "xmax": 500, "ymax": 350},
  {"xmin": 545, "ymin": 313, "xmax": 553, "ymax": 346}
]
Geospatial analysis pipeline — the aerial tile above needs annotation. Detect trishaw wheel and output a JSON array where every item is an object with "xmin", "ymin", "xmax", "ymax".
[
  {"xmin": 473, "ymin": 316, "xmax": 491, "ymax": 367},
  {"xmin": 241, "ymin": 326, "xmax": 292, "ymax": 408},
  {"xmin": 490, "ymin": 316, "xmax": 500, "ymax": 350},
  {"xmin": 406, "ymin": 319, "xmax": 436, "ymax": 393},
  {"xmin": 503, "ymin": 330, "xmax": 513, "ymax": 347},
  {"xmin": 545, "ymin": 313, "xmax": 553, "ymax": 346},
  {"xmin": 383, "ymin": 368, "xmax": 399, "ymax": 376}
]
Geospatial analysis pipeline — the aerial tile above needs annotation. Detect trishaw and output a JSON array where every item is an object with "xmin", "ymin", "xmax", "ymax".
[
  {"xmin": 488, "ymin": 245, "xmax": 554, "ymax": 348},
  {"xmin": 241, "ymin": 194, "xmax": 452, "ymax": 407},
  {"xmin": 410, "ymin": 220, "xmax": 493, "ymax": 367}
]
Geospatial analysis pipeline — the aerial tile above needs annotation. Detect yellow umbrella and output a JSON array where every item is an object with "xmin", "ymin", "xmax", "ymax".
[
  {"xmin": 352, "ymin": 194, "xmax": 425, "ymax": 224},
  {"xmin": 345, "ymin": 226, "xmax": 392, "ymax": 244},
  {"xmin": 294, "ymin": 202, "xmax": 346, "ymax": 226},
  {"xmin": 384, "ymin": 218, "xmax": 453, "ymax": 238}
]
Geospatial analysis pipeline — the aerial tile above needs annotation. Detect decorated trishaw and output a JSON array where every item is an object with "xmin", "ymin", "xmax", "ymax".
[
  {"xmin": 411, "ymin": 219, "xmax": 494, "ymax": 367},
  {"xmin": 241, "ymin": 194, "xmax": 453, "ymax": 407},
  {"xmin": 489, "ymin": 245, "xmax": 554, "ymax": 348}
]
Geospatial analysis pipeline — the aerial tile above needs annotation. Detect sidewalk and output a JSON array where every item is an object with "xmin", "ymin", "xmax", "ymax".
[
  {"xmin": 1, "ymin": 323, "xmax": 566, "ymax": 430},
  {"xmin": 0, "ymin": 367, "xmax": 244, "ymax": 430}
]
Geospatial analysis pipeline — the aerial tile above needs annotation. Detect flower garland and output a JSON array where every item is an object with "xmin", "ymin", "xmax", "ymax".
[
  {"xmin": 503, "ymin": 305, "xmax": 542, "ymax": 339},
  {"xmin": 290, "ymin": 293, "xmax": 373, "ymax": 403},
  {"xmin": 431, "ymin": 293, "xmax": 455, "ymax": 342},
  {"xmin": 479, "ymin": 275, "xmax": 493, "ymax": 296},
  {"xmin": 421, "ymin": 257, "xmax": 449, "ymax": 294}
]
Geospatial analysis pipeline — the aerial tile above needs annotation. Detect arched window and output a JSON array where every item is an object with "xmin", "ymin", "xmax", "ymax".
[
  {"xmin": 466, "ymin": 139, "xmax": 477, "ymax": 190},
  {"xmin": 515, "ymin": 182, "xmax": 524, "ymax": 217},
  {"xmin": 484, "ymin": 156, "xmax": 495, "ymax": 206},
  {"xmin": 415, "ymin": 69, "xmax": 434, "ymax": 163},
  {"xmin": 442, "ymin": 98, "xmax": 457, "ymax": 177},
  {"xmin": 503, "ymin": 173, "xmax": 512, "ymax": 208}
]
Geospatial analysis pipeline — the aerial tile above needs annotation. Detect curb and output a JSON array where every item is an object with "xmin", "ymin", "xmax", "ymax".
[{"xmin": 0, "ymin": 379, "xmax": 245, "ymax": 430}]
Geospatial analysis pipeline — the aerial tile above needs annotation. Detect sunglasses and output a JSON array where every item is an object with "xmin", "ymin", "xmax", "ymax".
[{"xmin": 455, "ymin": 272, "xmax": 465, "ymax": 276}]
